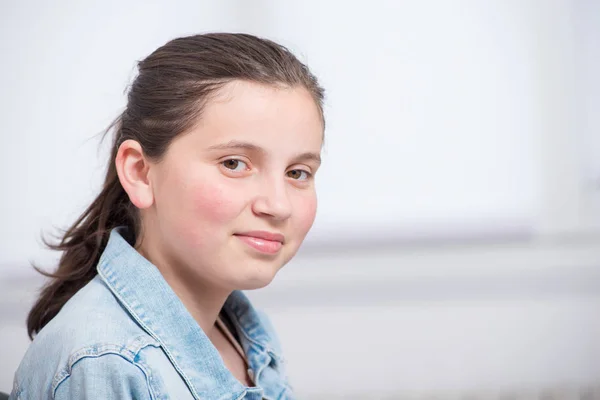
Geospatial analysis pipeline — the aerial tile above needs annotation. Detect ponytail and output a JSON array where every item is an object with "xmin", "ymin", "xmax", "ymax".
[
  {"xmin": 27, "ymin": 116, "xmax": 140, "ymax": 339},
  {"xmin": 25, "ymin": 32, "xmax": 326, "ymax": 339}
]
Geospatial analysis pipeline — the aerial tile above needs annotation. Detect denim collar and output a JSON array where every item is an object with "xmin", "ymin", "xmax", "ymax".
[{"xmin": 97, "ymin": 227, "xmax": 285, "ymax": 400}]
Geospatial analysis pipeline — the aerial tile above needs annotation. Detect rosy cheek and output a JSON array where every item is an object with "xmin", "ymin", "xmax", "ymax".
[
  {"xmin": 294, "ymin": 194, "xmax": 318, "ymax": 236},
  {"xmin": 191, "ymin": 181, "xmax": 240, "ymax": 223}
]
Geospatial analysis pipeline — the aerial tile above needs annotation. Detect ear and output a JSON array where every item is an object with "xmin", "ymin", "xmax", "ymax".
[{"xmin": 115, "ymin": 139, "xmax": 154, "ymax": 209}]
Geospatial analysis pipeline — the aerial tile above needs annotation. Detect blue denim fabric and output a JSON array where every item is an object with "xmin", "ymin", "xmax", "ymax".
[{"xmin": 10, "ymin": 228, "xmax": 293, "ymax": 400}]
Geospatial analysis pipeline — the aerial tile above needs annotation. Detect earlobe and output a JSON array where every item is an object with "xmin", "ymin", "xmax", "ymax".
[{"xmin": 115, "ymin": 139, "xmax": 154, "ymax": 209}]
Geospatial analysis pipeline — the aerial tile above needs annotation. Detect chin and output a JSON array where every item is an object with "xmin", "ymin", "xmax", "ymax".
[
  {"xmin": 236, "ymin": 278, "xmax": 274, "ymax": 291},
  {"xmin": 233, "ymin": 261, "xmax": 281, "ymax": 291}
]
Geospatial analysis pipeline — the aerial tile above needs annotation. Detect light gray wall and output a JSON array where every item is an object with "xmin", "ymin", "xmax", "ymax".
[
  {"xmin": 2, "ymin": 0, "xmax": 599, "ymax": 274},
  {"xmin": 3, "ymin": 238, "xmax": 600, "ymax": 396},
  {"xmin": 1, "ymin": 0, "xmax": 600, "ymax": 398}
]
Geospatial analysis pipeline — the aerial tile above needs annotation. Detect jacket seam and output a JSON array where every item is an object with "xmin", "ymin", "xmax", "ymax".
[
  {"xmin": 99, "ymin": 267, "xmax": 202, "ymax": 399},
  {"xmin": 11, "ymin": 381, "xmax": 23, "ymax": 399},
  {"xmin": 51, "ymin": 340, "xmax": 160, "ymax": 399}
]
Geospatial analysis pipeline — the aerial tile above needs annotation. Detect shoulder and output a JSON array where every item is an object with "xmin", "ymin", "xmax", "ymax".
[
  {"xmin": 13, "ymin": 352, "xmax": 155, "ymax": 400},
  {"xmin": 59, "ymin": 353, "xmax": 154, "ymax": 400},
  {"xmin": 12, "ymin": 276, "xmax": 161, "ymax": 399}
]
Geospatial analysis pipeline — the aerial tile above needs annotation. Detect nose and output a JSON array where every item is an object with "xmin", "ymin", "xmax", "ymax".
[{"xmin": 251, "ymin": 175, "xmax": 292, "ymax": 221}]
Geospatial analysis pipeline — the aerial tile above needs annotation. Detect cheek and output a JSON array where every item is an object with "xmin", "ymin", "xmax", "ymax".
[
  {"xmin": 153, "ymin": 160, "xmax": 245, "ymax": 251},
  {"xmin": 190, "ymin": 181, "xmax": 242, "ymax": 225},
  {"xmin": 292, "ymin": 192, "xmax": 318, "ymax": 236},
  {"xmin": 161, "ymin": 173, "xmax": 243, "ymax": 244},
  {"xmin": 168, "ymin": 183, "xmax": 237, "ymax": 257}
]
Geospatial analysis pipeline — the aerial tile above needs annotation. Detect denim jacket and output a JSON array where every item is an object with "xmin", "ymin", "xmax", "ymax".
[{"xmin": 10, "ymin": 228, "xmax": 294, "ymax": 400}]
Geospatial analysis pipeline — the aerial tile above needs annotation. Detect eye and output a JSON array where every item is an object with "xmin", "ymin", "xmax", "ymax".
[
  {"xmin": 222, "ymin": 159, "xmax": 248, "ymax": 172},
  {"xmin": 286, "ymin": 169, "xmax": 311, "ymax": 181}
]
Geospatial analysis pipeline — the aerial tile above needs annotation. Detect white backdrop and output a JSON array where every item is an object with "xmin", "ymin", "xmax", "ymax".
[
  {"xmin": 1, "ymin": 1, "xmax": 600, "ymax": 395},
  {"xmin": 1, "ymin": 0, "xmax": 598, "ymax": 274},
  {"xmin": 264, "ymin": 0, "xmax": 541, "ymax": 243}
]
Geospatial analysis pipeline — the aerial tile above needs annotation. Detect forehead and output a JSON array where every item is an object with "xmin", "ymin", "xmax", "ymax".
[{"xmin": 184, "ymin": 80, "xmax": 324, "ymax": 151}]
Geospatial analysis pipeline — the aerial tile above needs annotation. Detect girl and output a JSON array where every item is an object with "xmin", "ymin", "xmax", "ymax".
[{"xmin": 11, "ymin": 33, "xmax": 325, "ymax": 400}]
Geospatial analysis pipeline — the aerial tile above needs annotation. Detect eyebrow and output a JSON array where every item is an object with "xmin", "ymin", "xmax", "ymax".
[{"xmin": 208, "ymin": 140, "xmax": 322, "ymax": 165}]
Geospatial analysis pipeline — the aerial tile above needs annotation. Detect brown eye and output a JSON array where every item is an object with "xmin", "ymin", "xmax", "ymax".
[
  {"xmin": 222, "ymin": 159, "xmax": 247, "ymax": 171},
  {"xmin": 287, "ymin": 170, "xmax": 310, "ymax": 180}
]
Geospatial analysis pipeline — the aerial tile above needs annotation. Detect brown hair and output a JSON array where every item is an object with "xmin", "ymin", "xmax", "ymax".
[{"xmin": 27, "ymin": 33, "xmax": 325, "ymax": 339}]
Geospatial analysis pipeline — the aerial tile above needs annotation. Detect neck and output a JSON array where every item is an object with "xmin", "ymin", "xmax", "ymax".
[
  {"xmin": 135, "ymin": 235, "xmax": 231, "ymax": 336},
  {"xmin": 164, "ymin": 269, "xmax": 231, "ymax": 335}
]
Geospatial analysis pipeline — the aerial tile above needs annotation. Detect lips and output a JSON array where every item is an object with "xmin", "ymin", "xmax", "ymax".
[{"xmin": 234, "ymin": 231, "xmax": 284, "ymax": 255}]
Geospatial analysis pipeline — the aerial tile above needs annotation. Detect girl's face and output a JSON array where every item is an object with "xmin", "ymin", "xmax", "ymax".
[{"xmin": 142, "ymin": 81, "xmax": 323, "ymax": 291}]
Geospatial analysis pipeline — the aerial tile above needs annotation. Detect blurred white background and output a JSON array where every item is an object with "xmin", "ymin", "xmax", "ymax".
[{"xmin": 1, "ymin": 0, "xmax": 599, "ymax": 398}]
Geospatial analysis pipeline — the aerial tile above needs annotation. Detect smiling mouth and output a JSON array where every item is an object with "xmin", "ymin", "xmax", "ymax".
[{"xmin": 234, "ymin": 231, "xmax": 284, "ymax": 255}]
